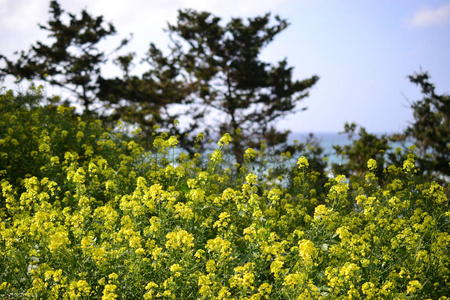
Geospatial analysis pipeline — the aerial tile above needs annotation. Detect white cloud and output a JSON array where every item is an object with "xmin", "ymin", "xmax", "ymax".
[{"xmin": 408, "ymin": 2, "xmax": 450, "ymax": 28}]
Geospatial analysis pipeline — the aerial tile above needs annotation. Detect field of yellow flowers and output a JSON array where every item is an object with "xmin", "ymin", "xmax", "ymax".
[{"xmin": 0, "ymin": 87, "xmax": 449, "ymax": 299}]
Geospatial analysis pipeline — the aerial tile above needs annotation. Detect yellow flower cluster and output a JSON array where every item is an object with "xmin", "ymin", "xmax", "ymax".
[{"xmin": 0, "ymin": 88, "xmax": 449, "ymax": 299}]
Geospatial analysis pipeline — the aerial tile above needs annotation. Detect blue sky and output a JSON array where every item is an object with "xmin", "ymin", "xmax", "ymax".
[{"xmin": 1, "ymin": 0, "xmax": 449, "ymax": 134}]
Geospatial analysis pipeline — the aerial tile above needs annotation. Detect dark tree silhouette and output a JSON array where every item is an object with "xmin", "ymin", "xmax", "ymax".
[
  {"xmin": 0, "ymin": 0, "xmax": 130, "ymax": 113},
  {"xmin": 1, "ymin": 2, "xmax": 319, "ymax": 163}
]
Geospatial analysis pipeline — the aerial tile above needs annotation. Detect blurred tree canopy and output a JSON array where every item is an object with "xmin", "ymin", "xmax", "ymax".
[
  {"xmin": 332, "ymin": 72, "xmax": 449, "ymax": 191},
  {"xmin": 403, "ymin": 71, "xmax": 450, "ymax": 180},
  {"xmin": 332, "ymin": 123, "xmax": 391, "ymax": 179},
  {"xmin": 99, "ymin": 9, "xmax": 319, "ymax": 161},
  {"xmin": 0, "ymin": 1, "xmax": 319, "ymax": 163},
  {"xmin": 0, "ymin": 0, "xmax": 129, "ymax": 113}
]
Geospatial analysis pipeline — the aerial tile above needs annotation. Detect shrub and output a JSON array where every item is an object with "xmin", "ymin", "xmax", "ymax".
[{"xmin": 0, "ymin": 87, "xmax": 449, "ymax": 299}]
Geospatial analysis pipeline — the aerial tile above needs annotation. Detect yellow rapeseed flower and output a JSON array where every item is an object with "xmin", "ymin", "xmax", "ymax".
[
  {"xmin": 217, "ymin": 133, "xmax": 232, "ymax": 146},
  {"xmin": 367, "ymin": 158, "xmax": 377, "ymax": 171},
  {"xmin": 297, "ymin": 156, "xmax": 309, "ymax": 169},
  {"xmin": 298, "ymin": 239, "xmax": 316, "ymax": 264},
  {"xmin": 165, "ymin": 229, "xmax": 194, "ymax": 251},
  {"xmin": 406, "ymin": 280, "xmax": 423, "ymax": 294}
]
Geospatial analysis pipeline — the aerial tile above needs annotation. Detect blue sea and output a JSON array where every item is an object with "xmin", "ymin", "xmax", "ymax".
[
  {"xmin": 288, "ymin": 132, "xmax": 351, "ymax": 164},
  {"xmin": 288, "ymin": 132, "xmax": 412, "ymax": 166},
  {"xmin": 288, "ymin": 132, "xmax": 351, "ymax": 152}
]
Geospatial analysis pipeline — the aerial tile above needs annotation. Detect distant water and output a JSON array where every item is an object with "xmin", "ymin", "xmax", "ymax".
[
  {"xmin": 289, "ymin": 132, "xmax": 351, "ymax": 152},
  {"xmin": 288, "ymin": 132, "xmax": 351, "ymax": 164},
  {"xmin": 288, "ymin": 132, "xmax": 412, "ymax": 166}
]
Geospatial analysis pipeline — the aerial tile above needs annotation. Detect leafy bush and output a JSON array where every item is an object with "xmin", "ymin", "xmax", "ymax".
[{"xmin": 0, "ymin": 88, "xmax": 449, "ymax": 299}]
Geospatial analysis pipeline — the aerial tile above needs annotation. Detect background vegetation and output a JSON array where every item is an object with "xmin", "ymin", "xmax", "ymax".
[{"xmin": 0, "ymin": 1, "xmax": 448, "ymax": 299}]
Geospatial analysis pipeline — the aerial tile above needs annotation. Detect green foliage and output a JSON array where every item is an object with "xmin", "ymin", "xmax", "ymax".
[
  {"xmin": 1, "ymin": 88, "xmax": 449, "ymax": 299},
  {"xmin": 1, "ymin": 1, "xmax": 318, "ymax": 162},
  {"xmin": 0, "ymin": 1, "xmax": 128, "ymax": 113},
  {"xmin": 402, "ymin": 71, "xmax": 450, "ymax": 180},
  {"xmin": 332, "ymin": 123, "xmax": 392, "ymax": 179},
  {"xmin": 143, "ymin": 10, "xmax": 318, "ymax": 161},
  {"xmin": 0, "ymin": 86, "xmax": 156, "ymax": 207},
  {"xmin": 332, "ymin": 72, "xmax": 449, "ymax": 193},
  {"xmin": 96, "ymin": 44, "xmax": 190, "ymax": 141}
]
